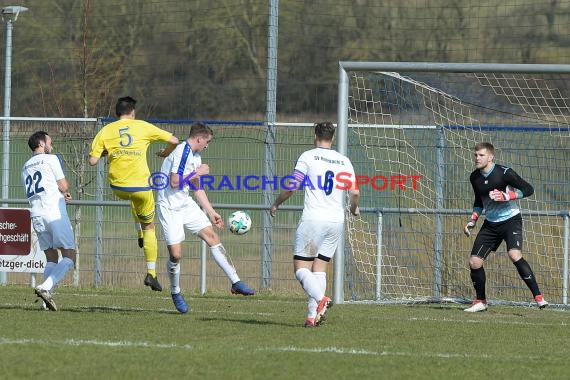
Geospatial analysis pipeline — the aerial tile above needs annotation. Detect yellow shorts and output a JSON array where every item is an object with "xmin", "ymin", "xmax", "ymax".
[{"xmin": 112, "ymin": 189, "xmax": 155, "ymax": 224}]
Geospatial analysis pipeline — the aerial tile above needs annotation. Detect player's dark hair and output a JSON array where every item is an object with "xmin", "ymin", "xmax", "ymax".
[
  {"xmin": 28, "ymin": 131, "xmax": 49, "ymax": 151},
  {"xmin": 115, "ymin": 96, "xmax": 137, "ymax": 117},
  {"xmin": 315, "ymin": 121, "xmax": 335, "ymax": 141},
  {"xmin": 474, "ymin": 142, "xmax": 495, "ymax": 155},
  {"xmin": 189, "ymin": 122, "xmax": 214, "ymax": 138}
]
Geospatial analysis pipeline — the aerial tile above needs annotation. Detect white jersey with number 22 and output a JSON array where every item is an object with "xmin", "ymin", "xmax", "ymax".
[{"xmin": 21, "ymin": 154, "xmax": 66, "ymax": 218}]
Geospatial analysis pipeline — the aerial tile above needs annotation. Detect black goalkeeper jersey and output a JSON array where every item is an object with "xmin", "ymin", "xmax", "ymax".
[{"xmin": 469, "ymin": 163, "xmax": 533, "ymax": 223}]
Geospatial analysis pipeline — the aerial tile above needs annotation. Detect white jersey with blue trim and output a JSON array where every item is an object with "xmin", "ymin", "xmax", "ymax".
[
  {"xmin": 21, "ymin": 153, "xmax": 66, "ymax": 218},
  {"xmin": 157, "ymin": 142, "xmax": 202, "ymax": 210},
  {"xmin": 293, "ymin": 147, "xmax": 355, "ymax": 223}
]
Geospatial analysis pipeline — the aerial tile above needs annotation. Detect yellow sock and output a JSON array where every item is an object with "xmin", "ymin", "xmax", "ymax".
[{"xmin": 142, "ymin": 228, "xmax": 158, "ymax": 276}]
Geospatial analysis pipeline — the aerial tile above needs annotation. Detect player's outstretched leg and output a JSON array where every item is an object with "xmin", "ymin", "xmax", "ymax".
[{"xmin": 208, "ymin": 243, "xmax": 255, "ymax": 296}]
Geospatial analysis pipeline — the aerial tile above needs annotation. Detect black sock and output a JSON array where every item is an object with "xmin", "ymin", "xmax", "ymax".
[
  {"xmin": 514, "ymin": 258, "xmax": 540, "ymax": 297},
  {"xmin": 470, "ymin": 267, "xmax": 486, "ymax": 300}
]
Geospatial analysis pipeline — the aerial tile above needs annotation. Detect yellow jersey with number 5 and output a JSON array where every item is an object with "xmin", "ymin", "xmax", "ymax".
[{"xmin": 90, "ymin": 119, "xmax": 173, "ymax": 191}]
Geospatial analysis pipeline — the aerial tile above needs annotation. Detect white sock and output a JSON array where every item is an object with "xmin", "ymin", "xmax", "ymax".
[
  {"xmin": 168, "ymin": 260, "xmax": 181, "ymax": 295},
  {"xmin": 307, "ymin": 295, "xmax": 318, "ymax": 318},
  {"xmin": 307, "ymin": 272, "xmax": 327, "ymax": 316},
  {"xmin": 307, "ymin": 300, "xmax": 317, "ymax": 318},
  {"xmin": 41, "ymin": 257, "xmax": 74, "ymax": 291},
  {"xmin": 295, "ymin": 268, "xmax": 324, "ymax": 303},
  {"xmin": 210, "ymin": 244, "xmax": 240, "ymax": 284},
  {"xmin": 314, "ymin": 271, "xmax": 327, "ymax": 294},
  {"xmin": 40, "ymin": 261, "xmax": 57, "ymax": 308},
  {"xmin": 43, "ymin": 261, "xmax": 56, "ymax": 283}
]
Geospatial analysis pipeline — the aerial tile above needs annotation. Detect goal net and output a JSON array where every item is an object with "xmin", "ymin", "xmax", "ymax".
[{"xmin": 338, "ymin": 62, "xmax": 570, "ymax": 306}]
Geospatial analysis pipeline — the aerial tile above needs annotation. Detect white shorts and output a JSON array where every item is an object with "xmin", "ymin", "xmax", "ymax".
[
  {"xmin": 32, "ymin": 214, "xmax": 75, "ymax": 251},
  {"xmin": 294, "ymin": 219, "xmax": 343, "ymax": 259},
  {"xmin": 157, "ymin": 201, "xmax": 211, "ymax": 245}
]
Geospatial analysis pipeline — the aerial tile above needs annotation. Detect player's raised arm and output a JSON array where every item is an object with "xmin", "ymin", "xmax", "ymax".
[
  {"xmin": 88, "ymin": 133, "xmax": 105, "ymax": 166},
  {"xmin": 157, "ymin": 135, "xmax": 180, "ymax": 158}
]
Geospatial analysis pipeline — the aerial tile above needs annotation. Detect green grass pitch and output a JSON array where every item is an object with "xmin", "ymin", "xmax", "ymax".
[{"xmin": 1, "ymin": 285, "xmax": 568, "ymax": 379}]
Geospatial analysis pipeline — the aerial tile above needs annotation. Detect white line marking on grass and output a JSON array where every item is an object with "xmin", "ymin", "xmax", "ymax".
[
  {"xmin": 261, "ymin": 346, "xmax": 543, "ymax": 360},
  {"xmin": 265, "ymin": 346, "xmax": 379, "ymax": 355},
  {"xmin": 407, "ymin": 316, "xmax": 567, "ymax": 327},
  {"xmin": 0, "ymin": 337, "xmax": 192, "ymax": 350}
]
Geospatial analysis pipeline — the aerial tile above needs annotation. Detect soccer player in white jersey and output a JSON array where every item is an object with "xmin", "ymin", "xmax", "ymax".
[
  {"xmin": 156, "ymin": 122, "xmax": 254, "ymax": 313},
  {"xmin": 270, "ymin": 122, "xmax": 360, "ymax": 327},
  {"xmin": 22, "ymin": 131, "xmax": 76, "ymax": 311}
]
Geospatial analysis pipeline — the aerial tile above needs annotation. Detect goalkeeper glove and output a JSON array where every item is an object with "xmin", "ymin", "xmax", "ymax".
[
  {"xmin": 489, "ymin": 188, "xmax": 517, "ymax": 202},
  {"xmin": 464, "ymin": 212, "xmax": 479, "ymax": 237}
]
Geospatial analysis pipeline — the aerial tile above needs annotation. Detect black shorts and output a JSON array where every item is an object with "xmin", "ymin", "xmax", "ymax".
[{"xmin": 470, "ymin": 214, "xmax": 523, "ymax": 259}]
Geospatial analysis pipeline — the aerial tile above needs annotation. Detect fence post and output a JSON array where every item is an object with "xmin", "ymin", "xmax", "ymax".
[
  {"xmin": 94, "ymin": 118, "xmax": 104, "ymax": 287},
  {"xmin": 376, "ymin": 210, "xmax": 383, "ymax": 301},
  {"xmin": 334, "ymin": 64, "xmax": 349, "ymax": 305},
  {"xmin": 433, "ymin": 127, "xmax": 445, "ymax": 299},
  {"xmin": 261, "ymin": 0, "xmax": 279, "ymax": 290},
  {"xmin": 563, "ymin": 213, "xmax": 569, "ymax": 304},
  {"xmin": 200, "ymin": 240, "xmax": 207, "ymax": 295}
]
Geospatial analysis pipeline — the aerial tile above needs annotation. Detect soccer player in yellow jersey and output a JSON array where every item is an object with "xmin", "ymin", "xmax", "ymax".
[{"xmin": 88, "ymin": 96, "xmax": 179, "ymax": 291}]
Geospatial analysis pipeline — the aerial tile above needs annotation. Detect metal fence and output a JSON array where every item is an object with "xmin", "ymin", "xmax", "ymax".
[
  {"xmin": 3, "ymin": 116, "xmax": 570, "ymax": 305},
  {"xmin": 1, "ymin": 118, "xmax": 314, "ymax": 295}
]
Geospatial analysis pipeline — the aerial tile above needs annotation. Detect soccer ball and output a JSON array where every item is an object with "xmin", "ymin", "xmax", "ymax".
[{"xmin": 228, "ymin": 210, "xmax": 252, "ymax": 235}]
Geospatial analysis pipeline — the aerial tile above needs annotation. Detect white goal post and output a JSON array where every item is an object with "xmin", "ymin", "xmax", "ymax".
[{"xmin": 335, "ymin": 62, "xmax": 570, "ymax": 306}]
